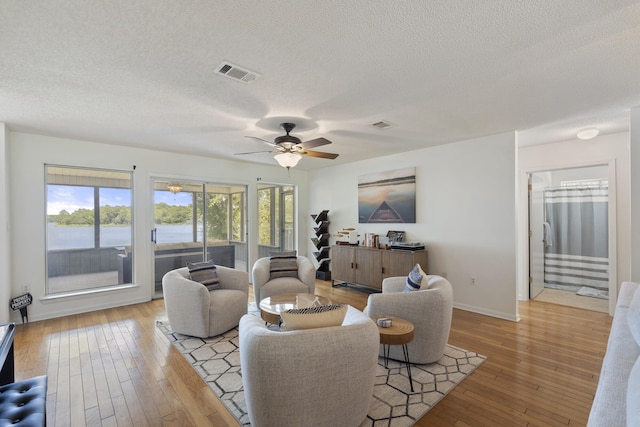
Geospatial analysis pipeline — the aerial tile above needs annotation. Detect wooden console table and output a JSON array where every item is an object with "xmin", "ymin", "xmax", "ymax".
[{"xmin": 331, "ymin": 245, "xmax": 428, "ymax": 290}]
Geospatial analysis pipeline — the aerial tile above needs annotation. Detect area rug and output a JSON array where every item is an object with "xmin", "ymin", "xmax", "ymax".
[{"xmin": 157, "ymin": 304, "xmax": 486, "ymax": 427}]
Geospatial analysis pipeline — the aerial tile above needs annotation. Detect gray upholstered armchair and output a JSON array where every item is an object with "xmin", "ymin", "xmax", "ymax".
[
  {"xmin": 239, "ymin": 306, "xmax": 379, "ymax": 427},
  {"xmin": 365, "ymin": 274, "xmax": 453, "ymax": 364},
  {"xmin": 162, "ymin": 266, "xmax": 249, "ymax": 338},
  {"xmin": 251, "ymin": 255, "xmax": 316, "ymax": 303}
]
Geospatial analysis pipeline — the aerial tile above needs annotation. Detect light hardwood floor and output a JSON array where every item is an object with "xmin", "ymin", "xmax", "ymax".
[{"xmin": 13, "ymin": 280, "xmax": 612, "ymax": 426}]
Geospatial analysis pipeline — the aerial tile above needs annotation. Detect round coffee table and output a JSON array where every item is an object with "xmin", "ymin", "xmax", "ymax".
[
  {"xmin": 259, "ymin": 293, "xmax": 332, "ymax": 325},
  {"xmin": 374, "ymin": 316, "xmax": 415, "ymax": 392}
]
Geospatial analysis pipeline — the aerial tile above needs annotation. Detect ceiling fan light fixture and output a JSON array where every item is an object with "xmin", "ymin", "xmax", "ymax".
[
  {"xmin": 577, "ymin": 128, "xmax": 599, "ymax": 140},
  {"xmin": 274, "ymin": 152, "xmax": 302, "ymax": 169}
]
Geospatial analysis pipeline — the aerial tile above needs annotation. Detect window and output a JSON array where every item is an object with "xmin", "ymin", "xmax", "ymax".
[
  {"xmin": 258, "ymin": 184, "xmax": 295, "ymax": 257},
  {"xmin": 46, "ymin": 166, "xmax": 133, "ymax": 295}
]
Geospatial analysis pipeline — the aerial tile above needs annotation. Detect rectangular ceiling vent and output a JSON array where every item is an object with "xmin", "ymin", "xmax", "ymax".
[
  {"xmin": 215, "ymin": 61, "xmax": 261, "ymax": 84},
  {"xmin": 371, "ymin": 120, "xmax": 393, "ymax": 130}
]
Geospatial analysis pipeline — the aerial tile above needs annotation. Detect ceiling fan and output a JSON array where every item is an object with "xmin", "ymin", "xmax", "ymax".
[{"xmin": 236, "ymin": 122, "xmax": 339, "ymax": 169}]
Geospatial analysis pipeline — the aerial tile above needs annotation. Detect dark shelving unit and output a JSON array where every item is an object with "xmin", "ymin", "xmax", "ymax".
[{"xmin": 311, "ymin": 210, "xmax": 331, "ymax": 280}]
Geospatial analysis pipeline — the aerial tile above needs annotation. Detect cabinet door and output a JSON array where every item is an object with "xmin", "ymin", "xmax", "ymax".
[
  {"xmin": 354, "ymin": 248, "xmax": 382, "ymax": 290},
  {"xmin": 382, "ymin": 250, "xmax": 428, "ymax": 279},
  {"xmin": 331, "ymin": 245, "xmax": 354, "ymax": 282}
]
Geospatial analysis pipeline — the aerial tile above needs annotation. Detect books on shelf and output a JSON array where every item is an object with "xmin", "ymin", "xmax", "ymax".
[
  {"xmin": 362, "ymin": 233, "xmax": 380, "ymax": 249},
  {"xmin": 313, "ymin": 246, "xmax": 330, "ymax": 261}
]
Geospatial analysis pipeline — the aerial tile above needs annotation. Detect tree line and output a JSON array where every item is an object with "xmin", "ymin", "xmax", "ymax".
[{"xmin": 49, "ymin": 204, "xmax": 192, "ymax": 226}]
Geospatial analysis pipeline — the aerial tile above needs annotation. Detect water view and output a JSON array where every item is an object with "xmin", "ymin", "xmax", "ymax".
[{"xmin": 47, "ymin": 224, "xmax": 200, "ymax": 249}]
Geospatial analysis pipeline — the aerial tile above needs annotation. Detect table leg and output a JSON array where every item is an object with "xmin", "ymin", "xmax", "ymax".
[
  {"xmin": 383, "ymin": 344, "xmax": 389, "ymax": 368},
  {"xmin": 402, "ymin": 344, "xmax": 414, "ymax": 392}
]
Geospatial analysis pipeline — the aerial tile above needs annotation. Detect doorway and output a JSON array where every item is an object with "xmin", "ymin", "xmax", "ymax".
[
  {"xmin": 152, "ymin": 179, "xmax": 247, "ymax": 298},
  {"xmin": 528, "ymin": 165, "xmax": 610, "ymax": 313},
  {"xmin": 257, "ymin": 183, "xmax": 296, "ymax": 257}
]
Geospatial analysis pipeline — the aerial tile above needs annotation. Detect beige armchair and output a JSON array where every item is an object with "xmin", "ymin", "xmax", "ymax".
[
  {"xmin": 365, "ymin": 275, "xmax": 453, "ymax": 364},
  {"xmin": 239, "ymin": 306, "xmax": 379, "ymax": 427},
  {"xmin": 251, "ymin": 256, "xmax": 316, "ymax": 303},
  {"xmin": 162, "ymin": 266, "xmax": 249, "ymax": 338}
]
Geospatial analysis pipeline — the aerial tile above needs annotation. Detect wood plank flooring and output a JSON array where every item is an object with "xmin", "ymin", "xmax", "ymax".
[{"xmin": 12, "ymin": 280, "xmax": 612, "ymax": 426}]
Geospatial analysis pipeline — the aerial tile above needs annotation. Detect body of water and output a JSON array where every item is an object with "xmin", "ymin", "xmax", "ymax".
[{"xmin": 48, "ymin": 224, "xmax": 200, "ymax": 250}]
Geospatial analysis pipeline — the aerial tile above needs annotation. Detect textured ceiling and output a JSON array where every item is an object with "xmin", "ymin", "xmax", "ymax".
[{"xmin": 1, "ymin": 1, "xmax": 639, "ymax": 169}]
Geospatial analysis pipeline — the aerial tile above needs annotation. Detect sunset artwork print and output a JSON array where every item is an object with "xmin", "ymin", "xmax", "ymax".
[{"xmin": 358, "ymin": 167, "xmax": 416, "ymax": 223}]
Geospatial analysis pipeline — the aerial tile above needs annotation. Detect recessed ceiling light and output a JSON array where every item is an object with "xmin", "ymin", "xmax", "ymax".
[{"xmin": 577, "ymin": 128, "xmax": 599, "ymax": 140}]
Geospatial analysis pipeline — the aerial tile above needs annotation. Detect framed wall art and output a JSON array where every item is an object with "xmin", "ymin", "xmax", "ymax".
[{"xmin": 358, "ymin": 167, "xmax": 416, "ymax": 223}]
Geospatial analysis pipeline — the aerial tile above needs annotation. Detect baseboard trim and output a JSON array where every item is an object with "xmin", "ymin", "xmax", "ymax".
[{"xmin": 453, "ymin": 302, "xmax": 521, "ymax": 322}]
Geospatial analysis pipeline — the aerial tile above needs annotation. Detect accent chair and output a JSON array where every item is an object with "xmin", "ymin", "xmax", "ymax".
[
  {"xmin": 239, "ymin": 305, "xmax": 379, "ymax": 427},
  {"xmin": 251, "ymin": 255, "xmax": 316, "ymax": 303},
  {"xmin": 365, "ymin": 274, "xmax": 453, "ymax": 364},
  {"xmin": 162, "ymin": 265, "xmax": 249, "ymax": 338}
]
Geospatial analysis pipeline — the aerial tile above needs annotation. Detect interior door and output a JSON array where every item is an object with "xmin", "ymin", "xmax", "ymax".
[{"xmin": 529, "ymin": 174, "xmax": 545, "ymax": 299}]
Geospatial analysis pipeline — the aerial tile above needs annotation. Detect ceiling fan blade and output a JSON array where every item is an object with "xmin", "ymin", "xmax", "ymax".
[
  {"xmin": 234, "ymin": 150, "xmax": 274, "ymax": 155},
  {"xmin": 300, "ymin": 150, "xmax": 339, "ymax": 159},
  {"xmin": 299, "ymin": 137, "xmax": 332, "ymax": 149},
  {"xmin": 244, "ymin": 135, "xmax": 276, "ymax": 147}
]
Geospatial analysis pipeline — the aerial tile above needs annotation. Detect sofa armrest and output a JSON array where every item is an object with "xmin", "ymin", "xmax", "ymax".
[
  {"xmin": 216, "ymin": 265, "xmax": 249, "ymax": 294},
  {"xmin": 162, "ymin": 269, "xmax": 211, "ymax": 337},
  {"xmin": 365, "ymin": 290, "xmax": 412, "ymax": 318},
  {"xmin": 382, "ymin": 276, "xmax": 406, "ymax": 293},
  {"xmin": 297, "ymin": 256, "xmax": 316, "ymax": 293}
]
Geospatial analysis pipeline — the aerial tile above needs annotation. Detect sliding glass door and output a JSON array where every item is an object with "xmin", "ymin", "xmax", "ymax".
[
  {"xmin": 257, "ymin": 184, "xmax": 295, "ymax": 257},
  {"xmin": 152, "ymin": 179, "xmax": 247, "ymax": 297}
]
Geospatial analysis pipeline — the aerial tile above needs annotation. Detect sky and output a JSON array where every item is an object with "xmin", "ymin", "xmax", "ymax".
[{"xmin": 47, "ymin": 186, "xmax": 192, "ymax": 215}]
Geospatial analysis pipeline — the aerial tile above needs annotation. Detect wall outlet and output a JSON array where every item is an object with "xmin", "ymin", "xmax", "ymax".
[
  {"xmin": 440, "ymin": 272, "xmax": 447, "ymax": 278},
  {"xmin": 23, "ymin": 284, "xmax": 30, "ymax": 293},
  {"xmin": 471, "ymin": 277, "xmax": 476, "ymax": 286}
]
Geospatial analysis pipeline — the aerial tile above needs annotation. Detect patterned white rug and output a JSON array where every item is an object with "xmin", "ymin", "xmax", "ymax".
[{"xmin": 157, "ymin": 304, "xmax": 486, "ymax": 427}]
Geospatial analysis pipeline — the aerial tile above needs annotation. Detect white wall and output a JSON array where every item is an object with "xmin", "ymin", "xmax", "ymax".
[
  {"xmin": 309, "ymin": 132, "xmax": 518, "ymax": 321},
  {"xmin": 631, "ymin": 107, "xmax": 640, "ymax": 280},
  {"xmin": 0, "ymin": 124, "xmax": 9, "ymax": 323},
  {"xmin": 517, "ymin": 131, "xmax": 631, "ymax": 312},
  {"xmin": 7, "ymin": 131, "xmax": 309, "ymax": 322}
]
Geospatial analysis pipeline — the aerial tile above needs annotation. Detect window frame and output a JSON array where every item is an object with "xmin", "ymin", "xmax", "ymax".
[{"xmin": 45, "ymin": 164, "xmax": 134, "ymax": 296}]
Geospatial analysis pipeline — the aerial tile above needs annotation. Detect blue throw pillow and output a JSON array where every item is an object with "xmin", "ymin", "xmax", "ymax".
[{"xmin": 403, "ymin": 263, "xmax": 425, "ymax": 292}]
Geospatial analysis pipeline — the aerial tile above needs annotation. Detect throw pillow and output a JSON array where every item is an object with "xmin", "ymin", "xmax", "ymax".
[
  {"xmin": 403, "ymin": 263, "xmax": 426, "ymax": 292},
  {"xmin": 187, "ymin": 259, "xmax": 220, "ymax": 291},
  {"xmin": 279, "ymin": 304, "xmax": 348, "ymax": 331},
  {"xmin": 269, "ymin": 250, "xmax": 298, "ymax": 279}
]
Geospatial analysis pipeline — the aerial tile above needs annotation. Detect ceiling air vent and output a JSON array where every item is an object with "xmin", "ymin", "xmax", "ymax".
[
  {"xmin": 371, "ymin": 120, "xmax": 393, "ymax": 130},
  {"xmin": 215, "ymin": 61, "xmax": 261, "ymax": 84}
]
